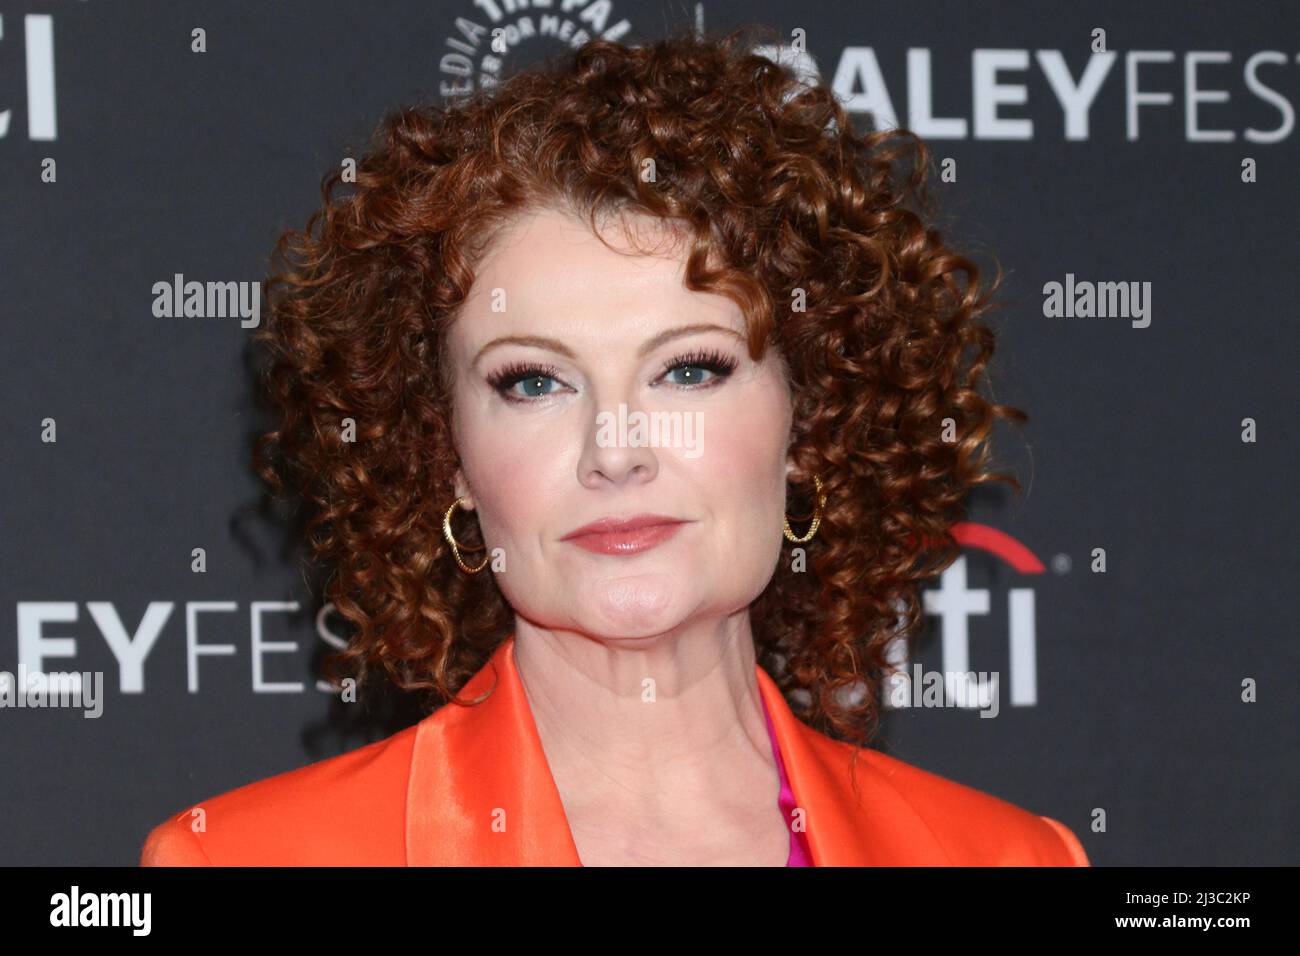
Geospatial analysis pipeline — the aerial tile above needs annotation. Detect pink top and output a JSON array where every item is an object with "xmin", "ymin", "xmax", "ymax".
[
  {"xmin": 575, "ymin": 694, "xmax": 815, "ymax": 866},
  {"xmin": 760, "ymin": 691, "xmax": 815, "ymax": 866}
]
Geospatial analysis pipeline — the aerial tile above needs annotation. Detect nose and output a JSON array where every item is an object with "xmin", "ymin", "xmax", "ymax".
[{"xmin": 576, "ymin": 397, "xmax": 660, "ymax": 489}]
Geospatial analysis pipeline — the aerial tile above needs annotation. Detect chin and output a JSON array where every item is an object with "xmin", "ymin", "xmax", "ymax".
[{"xmin": 587, "ymin": 605, "xmax": 684, "ymax": 640}]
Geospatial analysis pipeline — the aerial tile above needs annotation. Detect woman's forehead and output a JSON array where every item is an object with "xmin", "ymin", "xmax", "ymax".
[
  {"xmin": 454, "ymin": 208, "xmax": 745, "ymax": 350},
  {"xmin": 474, "ymin": 205, "xmax": 688, "ymax": 279}
]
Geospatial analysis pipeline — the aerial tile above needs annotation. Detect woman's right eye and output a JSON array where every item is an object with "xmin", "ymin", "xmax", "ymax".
[
  {"xmin": 507, "ymin": 374, "xmax": 559, "ymax": 399},
  {"xmin": 486, "ymin": 363, "xmax": 565, "ymax": 402}
]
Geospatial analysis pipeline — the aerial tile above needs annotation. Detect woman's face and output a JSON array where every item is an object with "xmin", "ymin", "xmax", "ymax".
[{"xmin": 446, "ymin": 205, "xmax": 795, "ymax": 639}]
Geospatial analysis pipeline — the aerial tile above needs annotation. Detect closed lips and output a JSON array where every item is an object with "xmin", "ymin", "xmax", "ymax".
[{"xmin": 561, "ymin": 515, "xmax": 684, "ymax": 539}]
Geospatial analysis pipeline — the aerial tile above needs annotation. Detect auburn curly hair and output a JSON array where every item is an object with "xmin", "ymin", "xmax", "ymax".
[{"xmin": 252, "ymin": 24, "xmax": 1026, "ymax": 751}]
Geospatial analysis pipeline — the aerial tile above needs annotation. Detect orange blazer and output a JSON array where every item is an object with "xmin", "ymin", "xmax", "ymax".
[{"xmin": 140, "ymin": 635, "xmax": 1090, "ymax": 866}]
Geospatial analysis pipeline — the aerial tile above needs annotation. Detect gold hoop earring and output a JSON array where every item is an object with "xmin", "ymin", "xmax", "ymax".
[
  {"xmin": 443, "ymin": 497, "xmax": 490, "ymax": 573},
  {"xmin": 783, "ymin": 474, "xmax": 826, "ymax": 544}
]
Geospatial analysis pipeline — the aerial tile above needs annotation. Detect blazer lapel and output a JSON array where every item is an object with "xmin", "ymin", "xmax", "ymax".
[
  {"xmin": 406, "ymin": 636, "xmax": 582, "ymax": 865},
  {"xmin": 406, "ymin": 634, "xmax": 950, "ymax": 865},
  {"xmin": 754, "ymin": 665, "xmax": 952, "ymax": 865}
]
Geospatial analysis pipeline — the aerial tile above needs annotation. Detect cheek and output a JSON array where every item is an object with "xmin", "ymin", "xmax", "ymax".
[
  {"xmin": 459, "ymin": 421, "xmax": 567, "ymax": 545},
  {"xmin": 695, "ymin": 389, "xmax": 791, "ymax": 523}
]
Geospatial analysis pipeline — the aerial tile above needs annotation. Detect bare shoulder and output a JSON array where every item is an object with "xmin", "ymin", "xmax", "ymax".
[
  {"xmin": 855, "ymin": 744, "xmax": 1091, "ymax": 866},
  {"xmin": 139, "ymin": 722, "xmax": 421, "ymax": 866}
]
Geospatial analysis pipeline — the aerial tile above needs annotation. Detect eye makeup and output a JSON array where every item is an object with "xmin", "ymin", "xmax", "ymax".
[{"xmin": 485, "ymin": 346, "xmax": 739, "ymax": 404}]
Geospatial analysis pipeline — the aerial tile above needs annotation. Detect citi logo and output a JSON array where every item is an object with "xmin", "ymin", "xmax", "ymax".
[
  {"xmin": 887, "ymin": 522, "xmax": 1046, "ymax": 711},
  {"xmin": 0, "ymin": 13, "xmax": 57, "ymax": 140}
]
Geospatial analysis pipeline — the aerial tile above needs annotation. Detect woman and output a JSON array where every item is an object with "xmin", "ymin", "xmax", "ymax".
[{"xmin": 140, "ymin": 27, "xmax": 1088, "ymax": 867}]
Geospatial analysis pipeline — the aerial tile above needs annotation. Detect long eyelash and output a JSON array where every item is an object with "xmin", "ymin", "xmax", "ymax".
[
  {"xmin": 657, "ymin": 348, "xmax": 738, "ymax": 381},
  {"xmin": 485, "ymin": 348, "xmax": 738, "ymax": 402},
  {"xmin": 485, "ymin": 360, "xmax": 561, "ymax": 395}
]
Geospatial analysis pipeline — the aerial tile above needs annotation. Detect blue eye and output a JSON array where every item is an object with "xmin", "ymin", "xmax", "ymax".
[
  {"xmin": 514, "ymin": 374, "xmax": 558, "ymax": 398},
  {"xmin": 486, "ymin": 362, "xmax": 565, "ymax": 403},
  {"xmin": 657, "ymin": 348, "xmax": 739, "ymax": 389},
  {"xmin": 485, "ymin": 347, "xmax": 740, "ymax": 405},
  {"xmin": 664, "ymin": 363, "xmax": 718, "ymax": 386}
]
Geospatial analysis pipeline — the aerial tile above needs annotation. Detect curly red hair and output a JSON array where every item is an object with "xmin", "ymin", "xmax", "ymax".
[{"xmin": 252, "ymin": 25, "xmax": 1026, "ymax": 750}]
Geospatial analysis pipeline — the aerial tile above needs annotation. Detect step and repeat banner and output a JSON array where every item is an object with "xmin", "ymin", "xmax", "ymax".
[{"xmin": 1, "ymin": 0, "xmax": 1295, "ymax": 866}]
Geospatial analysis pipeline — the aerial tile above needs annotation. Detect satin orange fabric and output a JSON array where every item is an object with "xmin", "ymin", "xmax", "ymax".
[{"xmin": 140, "ymin": 635, "xmax": 1090, "ymax": 866}]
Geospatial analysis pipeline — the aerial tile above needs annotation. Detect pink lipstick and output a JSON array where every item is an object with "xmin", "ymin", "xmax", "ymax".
[{"xmin": 561, "ymin": 514, "xmax": 688, "ymax": 555}]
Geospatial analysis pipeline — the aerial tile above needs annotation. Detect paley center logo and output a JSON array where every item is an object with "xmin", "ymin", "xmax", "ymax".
[
  {"xmin": 437, "ymin": 0, "xmax": 633, "ymax": 100},
  {"xmin": 885, "ymin": 521, "xmax": 1047, "ymax": 717}
]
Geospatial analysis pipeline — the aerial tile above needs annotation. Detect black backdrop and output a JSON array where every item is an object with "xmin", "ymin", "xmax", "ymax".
[{"xmin": 1, "ymin": 0, "xmax": 1296, "ymax": 866}]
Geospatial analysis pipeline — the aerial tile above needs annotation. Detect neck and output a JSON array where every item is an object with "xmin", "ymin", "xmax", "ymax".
[{"xmin": 511, "ymin": 613, "xmax": 776, "ymax": 813}]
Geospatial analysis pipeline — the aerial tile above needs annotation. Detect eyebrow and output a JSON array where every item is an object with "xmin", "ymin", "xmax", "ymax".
[{"xmin": 470, "ymin": 323, "xmax": 745, "ymax": 369}]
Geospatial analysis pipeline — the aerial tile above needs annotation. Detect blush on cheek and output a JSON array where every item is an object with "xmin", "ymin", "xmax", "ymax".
[{"xmin": 464, "ymin": 428, "xmax": 542, "ymax": 510}]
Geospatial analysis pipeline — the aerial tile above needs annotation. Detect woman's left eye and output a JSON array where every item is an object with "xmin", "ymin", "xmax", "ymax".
[
  {"xmin": 658, "ymin": 349, "xmax": 738, "ymax": 388},
  {"xmin": 663, "ymin": 364, "xmax": 716, "ymax": 386}
]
